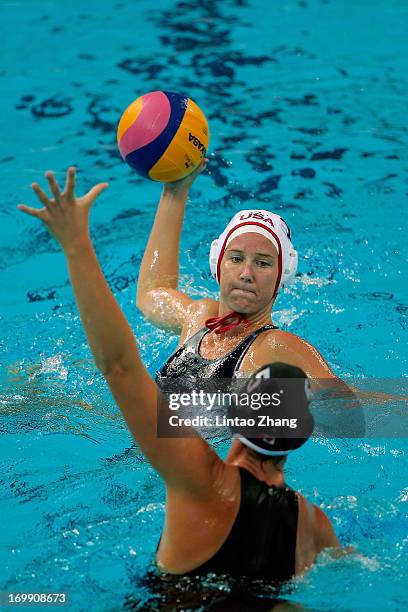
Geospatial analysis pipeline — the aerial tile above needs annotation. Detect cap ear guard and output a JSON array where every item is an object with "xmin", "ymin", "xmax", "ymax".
[
  {"xmin": 209, "ymin": 238, "xmax": 219, "ymax": 279},
  {"xmin": 281, "ymin": 248, "xmax": 298, "ymax": 287}
]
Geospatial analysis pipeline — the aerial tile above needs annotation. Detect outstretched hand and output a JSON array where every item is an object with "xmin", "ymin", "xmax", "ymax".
[
  {"xmin": 163, "ymin": 157, "xmax": 208, "ymax": 193},
  {"xmin": 17, "ymin": 167, "xmax": 108, "ymax": 253}
]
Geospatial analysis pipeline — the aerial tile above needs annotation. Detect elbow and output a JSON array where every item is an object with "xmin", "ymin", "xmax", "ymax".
[
  {"xmin": 136, "ymin": 294, "xmax": 150, "ymax": 318},
  {"xmin": 135, "ymin": 291, "xmax": 146, "ymax": 313},
  {"xmin": 136, "ymin": 287, "xmax": 160, "ymax": 319}
]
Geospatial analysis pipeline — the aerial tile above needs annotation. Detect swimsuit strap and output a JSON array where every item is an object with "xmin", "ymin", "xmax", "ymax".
[{"xmin": 230, "ymin": 323, "xmax": 277, "ymax": 376}]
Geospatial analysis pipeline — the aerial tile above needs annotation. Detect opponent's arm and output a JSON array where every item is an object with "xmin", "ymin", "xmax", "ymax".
[
  {"xmin": 18, "ymin": 167, "xmax": 218, "ymax": 493},
  {"xmin": 136, "ymin": 159, "xmax": 208, "ymax": 333}
]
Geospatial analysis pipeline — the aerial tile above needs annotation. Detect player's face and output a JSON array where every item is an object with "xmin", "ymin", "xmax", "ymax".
[{"xmin": 219, "ymin": 233, "xmax": 279, "ymax": 314}]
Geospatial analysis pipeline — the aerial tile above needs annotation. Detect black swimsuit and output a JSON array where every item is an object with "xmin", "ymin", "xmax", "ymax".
[
  {"xmin": 194, "ymin": 467, "xmax": 298, "ymax": 581},
  {"xmin": 156, "ymin": 324, "xmax": 299, "ymax": 582},
  {"xmin": 156, "ymin": 324, "xmax": 277, "ymax": 383}
]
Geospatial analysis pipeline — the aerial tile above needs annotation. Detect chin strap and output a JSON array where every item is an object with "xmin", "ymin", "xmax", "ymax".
[{"xmin": 205, "ymin": 311, "xmax": 250, "ymax": 335}]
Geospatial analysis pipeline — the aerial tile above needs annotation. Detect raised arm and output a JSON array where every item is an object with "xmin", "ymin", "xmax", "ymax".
[
  {"xmin": 18, "ymin": 167, "xmax": 218, "ymax": 493},
  {"xmin": 136, "ymin": 159, "xmax": 208, "ymax": 333}
]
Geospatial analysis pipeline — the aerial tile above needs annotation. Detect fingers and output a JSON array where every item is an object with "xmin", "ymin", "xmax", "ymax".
[
  {"xmin": 17, "ymin": 204, "xmax": 48, "ymax": 221},
  {"xmin": 84, "ymin": 182, "xmax": 109, "ymax": 204},
  {"xmin": 64, "ymin": 166, "xmax": 76, "ymax": 200},
  {"xmin": 31, "ymin": 182, "xmax": 53, "ymax": 210},
  {"xmin": 200, "ymin": 157, "xmax": 209, "ymax": 172},
  {"xmin": 192, "ymin": 157, "xmax": 208, "ymax": 177},
  {"xmin": 45, "ymin": 171, "xmax": 62, "ymax": 204},
  {"xmin": 21, "ymin": 172, "xmax": 108, "ymax": 221}
]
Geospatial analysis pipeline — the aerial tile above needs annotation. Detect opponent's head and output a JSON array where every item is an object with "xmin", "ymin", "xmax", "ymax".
[
  {"xmin": 229, "ymin": 362, "xmax": 314, "ymax": 456},
  {"xmin": 209, "ymin": 210, "xmax": 298, "ymax": 298}
]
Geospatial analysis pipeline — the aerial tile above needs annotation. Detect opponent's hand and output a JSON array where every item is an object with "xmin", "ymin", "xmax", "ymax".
[
  {"xmin": 17, "ymin": 167, "xmax": 108, "ymax": 253},
  {"xmin": 163, "ymin": 157, "xmax": 208, "ymax": 194}
]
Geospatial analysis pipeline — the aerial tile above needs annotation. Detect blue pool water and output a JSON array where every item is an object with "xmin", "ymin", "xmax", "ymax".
[{"xmin": 1, "ymin": 0, "xmax": 407, "ymax": 610}]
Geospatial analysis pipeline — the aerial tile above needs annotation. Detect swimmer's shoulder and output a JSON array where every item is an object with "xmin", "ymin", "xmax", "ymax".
[
  {"xmin": 295, "ymin": 494, "xmax": 340, "ymax": 573},
  {"xmin": 239, "ymin": 328, "xmax": 312, "ymax": 370},
  {"xmin": 300, "ymin": 496, "xmax": 340, "ymax": 553},
  {"xmin": 258, "ymin": 328, "xmax": 313, "ymax": 351},
  {"xmin": 312, "ymin": 503, "xmax": 340, "ymax": 552},
  {"xmin": 250, "ymin": 329, "xmax": 334, "ymax": 377}
]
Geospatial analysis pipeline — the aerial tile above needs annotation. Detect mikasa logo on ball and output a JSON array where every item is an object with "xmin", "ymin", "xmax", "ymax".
[{"xmin": 189, "ymin": 132, "xmax": 207, "ymax": 155}]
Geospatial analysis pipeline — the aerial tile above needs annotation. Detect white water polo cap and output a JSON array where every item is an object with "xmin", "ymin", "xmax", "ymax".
[{"xmin": 209, "ymin": 210, "xmax": 298, "ymax": 295}]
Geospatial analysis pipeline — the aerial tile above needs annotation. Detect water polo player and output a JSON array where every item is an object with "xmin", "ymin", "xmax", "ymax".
[
  {"xmin": 18, "ymin": 168, "xmax": 341, "ymax": 580},
  {"xmin": 137, "ymin": 161, "xmax": 369, "ymax": 433}
]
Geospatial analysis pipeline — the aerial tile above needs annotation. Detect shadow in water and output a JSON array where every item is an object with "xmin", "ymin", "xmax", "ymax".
[{"xmin": 122, "ymin": 570, "xmax": 315, "ymax": 611}]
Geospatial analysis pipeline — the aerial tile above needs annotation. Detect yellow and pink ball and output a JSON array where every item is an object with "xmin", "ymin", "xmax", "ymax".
[{"xmin": 117, "ymin": 91, "xmax": 210, "ymax": 183}]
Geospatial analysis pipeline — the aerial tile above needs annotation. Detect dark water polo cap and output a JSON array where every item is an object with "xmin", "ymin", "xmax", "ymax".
[{"xmin": 229, "ymin": 362, "xmax": 314, "ymax": 456}]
